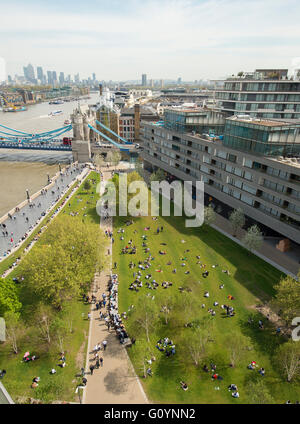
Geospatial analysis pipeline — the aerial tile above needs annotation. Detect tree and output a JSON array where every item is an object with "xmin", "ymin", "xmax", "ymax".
[
  {"xmin": 159, "ymin": 294, "xmax": 175, "ymax": 325},
  {"xmin": 35, "ymin": 304, "xmax": 54, "ymax": 345},
  {"xmin": 183, "ymin": 327, "xmax": 210, "ymax": 367},
  {"xmin": 243, "ymin": 225, "xmax": 263, "ymax": 252},
  {"xmin": 227, "ymin": 334, "xmax": 251, "ymax": 367},
  {"xmin": 272, "ymin": 272, "xmax": 300, "ymax": 325},
  {"xmin": 150, "ymin": 169, "xmax": 165, "ymax": 183},
  {"xmin": 111, "ymin": 150, "xmax": 122, "ymax": 169},
  {"xmin": 246, "ymin": 380, "xmax": 275, "ymax": 404},
  {"xmin": 0, "ymin": 278, "xmax": 22, "ymax": 316},
  {"xmin": 229, "ymin": 208, "xmax": 245, "ymax": 237},
  {"xmin": 94, "ymin": 154, "xmax": 106, "ymax": 169},
  {"xmin": 276, "ymin": 340, "xmax": 300, "ymax": 382},
  {"xmin": 83, "ymin": 179, "xmax": 91, "ymax": 191},
  {"xmin": 53, "ymin": 317, "xmax": 69, "ymax": 354},
  {"xmin": 20, "ymin": 218, "xmax": 102, "ymax": 310},
  {"xmin": 106, "ymin": 150, "xmax": 121, "ymax": 169},
  {"xmin": 129, "ymin": 296, "xmax": 158, "ymax": 343},
  {"xmin": 4, "ymin": 311, "xmax": 24, "ymax": 354},
  {"xmin": 204, "ymin": 205, "xmax": 216, "ymax": 226}
]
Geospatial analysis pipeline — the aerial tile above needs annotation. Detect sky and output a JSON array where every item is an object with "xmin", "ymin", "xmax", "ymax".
[{"xmin": 1, "ymin": 0, "xmax": 300, "ymax": 81}]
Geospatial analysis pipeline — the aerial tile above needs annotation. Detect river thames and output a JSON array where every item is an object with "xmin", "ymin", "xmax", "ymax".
[{"xmin": 0, "ymin": 91, "xmax": 99, "ymax": 216}]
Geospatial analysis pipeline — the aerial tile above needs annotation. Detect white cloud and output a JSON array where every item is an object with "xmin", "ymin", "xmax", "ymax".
[{"xmin": 1, "ymin": 0, "xmax": 300, "ymax": 79}]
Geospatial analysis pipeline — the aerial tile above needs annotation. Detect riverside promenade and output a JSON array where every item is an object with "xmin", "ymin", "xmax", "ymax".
[
  {"xmin": 83, "ymin": 166, "xmax": 148, "ymax": 404},
  {"xmin": 0, "ymin": 163, "xmax": 84, "ymax": 259}
]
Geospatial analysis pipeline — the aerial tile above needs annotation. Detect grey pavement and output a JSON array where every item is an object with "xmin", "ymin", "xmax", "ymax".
[{"xmin": 0, "ymin": 163, "xmax": 85, "ymax": 259}]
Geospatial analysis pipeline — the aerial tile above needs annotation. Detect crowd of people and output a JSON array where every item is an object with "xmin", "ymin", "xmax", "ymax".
[
  {"xmin": 114, "ymin": 219, "xmax": 264, "ymax": 400},
  {"xmin": 0, "ymin": 165, "xmax": 88, "ymax": 278},
  {"xmin": 0, "ymin": 164, "xmax": 86, "ymax": 263}
]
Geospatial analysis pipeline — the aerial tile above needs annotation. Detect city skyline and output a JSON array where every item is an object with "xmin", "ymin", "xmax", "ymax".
[{"xmin": 1, "ymin": 0, "xmax": 300, "ymax": 80}]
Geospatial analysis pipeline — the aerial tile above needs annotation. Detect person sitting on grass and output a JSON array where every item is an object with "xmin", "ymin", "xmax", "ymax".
[
  {"xmin": 180, "ymin": 381, "xmax": 188, "ymax": 391},
  {"xmin": 232, "ymin": 391, "xmax": 239, "ymax": 398},
  {"xmin": 259, "ymin": 367, "xmax": 265, "ymax": 376},
  {"xmin": 228, "ymin": 384, "xmax": 237, "ymax": 391},
  {"xmin": 146, "ymin": 367, "xmax": 153, "ymax": 377}
]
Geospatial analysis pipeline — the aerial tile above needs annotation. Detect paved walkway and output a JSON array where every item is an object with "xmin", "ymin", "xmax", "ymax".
[
  {"xmin": 83, "ymin": 167, "xmax": 148, "ymax": 404},
  {"xmin": 212, "ymin": 214, "xmax": 300, "ymax": 278},
  {"xmin": 0, "ymin": 163, "xmax": 85, "ymax": 259}
]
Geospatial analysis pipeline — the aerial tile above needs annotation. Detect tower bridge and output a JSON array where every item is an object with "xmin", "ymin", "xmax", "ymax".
[{"xmin": 0, "ymin": 105, "xmax": 139, "ymax": 163}]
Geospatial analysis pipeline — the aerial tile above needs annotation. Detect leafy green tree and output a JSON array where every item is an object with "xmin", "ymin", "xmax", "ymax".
[
  {"xmin": 243, "ymin": 224, "xmax": 263, "ymax": 252},
  {"xmin": 94, "ymin": 154, "xmax": 106, "ymax": 169},
  {"xmin": 0, "ymin": 278, "xmax": 22, "ymax": 315},
  {"xmin": 128, "ymin": 296, "xmax": 158, "ymax": 343},
  {"xmin": 229, "ymin": 208, "xmax": 245, "ymax": 237},
  {"xmin": 204, "ymin": 205, "xmax": 216, "ymax": 226},
  {"xmin": 150, "ymin": 169, "xmax": 165, "ymax": 183},
  {"xmin": 35, "ymin": 304, "xmax": 54, "ymax": 345},
  {"xmin": 3, "ymin": 310, "xmax": 24, "ymax": 354},
  {"xmin": 20, "ymin": 218, "xmax": 102, "ymax": 310},
  {"xmin": 276, "ymin": 340, "xmax": 300, "ymax": 382},
  {"xmin": 272, "ymin": 272, "xmax": 300, "ymax": 325},
  {"xmin": 83, "ymin": 179, "xmax": 91, "ymax": 191},
  {"xmin": 227, "ymin": 334, "xmax": 252, "ymax": 367},
  {"xmin": 159, "ymin": 293, "xmax": 175, "ymax": 325},
  {"xmin": 246, "ymin": 380, "xmax": 275, "ymax": 404}
]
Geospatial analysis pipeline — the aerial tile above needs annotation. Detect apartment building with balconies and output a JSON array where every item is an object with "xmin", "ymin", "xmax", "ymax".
[
  {"xmin": 140, "ymin": 110, "xmax": 300, "ymax": 244},
  {"xmin": 214, "ymin": 69, "xmax": 300, "ymax": 120}
]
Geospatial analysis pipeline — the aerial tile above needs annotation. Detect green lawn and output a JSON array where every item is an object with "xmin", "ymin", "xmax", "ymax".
[
  {"xmin": 113, "ymin": 212, "xmax": 299, "ymax": 404},
  {"xmin": 0, "ymin": 171, "xmax": 102, "ymax": 403}
]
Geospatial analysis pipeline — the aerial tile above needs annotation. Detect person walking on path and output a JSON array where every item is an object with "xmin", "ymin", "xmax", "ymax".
[
  {"xmin": 89, "ymin": 364, "xmax": 95, "ymax": 375},
  {"xmin": 81, "ymin": 367, "xmax": 85, "ymax": 377},
  {"xmin": 102, "ymin": 340, "xmax": 107, "ymax": 351},
  {"xmin": 100, "ymin": 357, "xmax": 103, "ymax": 367},
  {"xmin": 95, "ymin": 358, "xmax": 100, "ymax": 369}
]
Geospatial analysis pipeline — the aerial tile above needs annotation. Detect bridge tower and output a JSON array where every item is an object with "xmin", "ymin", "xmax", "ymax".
[{"xmin": 70, "ymin": 105, "xmax": 98, "ymax": 163}]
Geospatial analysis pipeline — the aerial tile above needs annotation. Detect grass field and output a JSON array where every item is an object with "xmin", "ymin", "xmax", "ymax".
[
  {"xmin": 113, "ymin": 211, "xmax": 300, "ymax": 404},
  {"xmin": 0, "ymin": 171, "xmax": 102, "ymax": 403}
]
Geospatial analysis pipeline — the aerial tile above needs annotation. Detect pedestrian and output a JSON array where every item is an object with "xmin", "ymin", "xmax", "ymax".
[
  {"xmin": 95, "ymin": 358, "xmax": 100, "ymax": 369},
  {"xmin": 88, "ymin": 312, "xmax": 91, "ymax": 320},
  {"xmin": 89, "ymin": 364, "xmax": 95, "ymax": 375},
  {"xmin": 82, "ymin": 377, "xmax": 87, "ymax": 386},
  {"xmin": 102, "ymin": 340, "xmax": 107, "ymax": 351},
  {"xmin": 81, "ymin": 367, "xmax": 85, "ymax": 377},
  {"xmin": 100, "ymin": 357, "xmax": 103, "ymax": 367}
]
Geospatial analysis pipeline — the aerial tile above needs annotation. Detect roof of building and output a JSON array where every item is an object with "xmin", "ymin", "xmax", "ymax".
[{"xmin": 227, "ymin": 116, "xmax": 300, "ymax": 127}]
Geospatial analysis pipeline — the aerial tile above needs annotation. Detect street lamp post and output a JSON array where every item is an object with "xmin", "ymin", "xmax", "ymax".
[{"xmin": 26, "ymin": 189, "xmax": 30, "ymax": 201}]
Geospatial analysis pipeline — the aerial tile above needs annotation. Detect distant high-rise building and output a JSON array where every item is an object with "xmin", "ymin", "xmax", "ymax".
[
  {"xmin": 177, "ymin": 77, "xmax": 182, "ymax": 84},
  {"xmin": 149, "ymin": 79, "xmax": 154, "ymax": 87},
  {"xmin": 66, "ymin": 74, "xmax": 71, "ymax": 83},
  {"xmin": 142, "ymin": 74, "xmax": 147, "ymax": 86},
  {"xmin": 74, "ymin": 73, "xmax": 80, "ymax": 83},
  {"xmin": 92, "ymin": 73, "xmax": 96, "ymax": 81},
  {"xmin": 37, "ymin": 66, "xmax": 44, "ymax": 82},
  {"xmin": 47, "ymin": 70, "xmax": 53, "ymax": 85},
  {"xmin": 59, "ymin": 72, "xmax": 65, "ymax": 84},
  {"xmin": 52, "ymin": 71, "xmax": 57, "ymax": 83},
  {"xmin": 160, "ymin": 79, "xmax": 164, "ymax": 88},
  {"xmin": 23, "ymin": 63, "xmax": 35, "ymax": 82}
]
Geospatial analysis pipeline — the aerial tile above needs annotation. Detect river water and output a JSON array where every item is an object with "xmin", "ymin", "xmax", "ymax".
[{"xmin": 0, "ymin": 91, "xmax": 99, "ymax": 216}]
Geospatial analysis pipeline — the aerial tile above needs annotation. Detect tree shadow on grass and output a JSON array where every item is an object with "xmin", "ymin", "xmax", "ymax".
[
  {"xmin": 238, "ymin": 314, "xmax": 283, "ymax": 357},
  {"xmin": 161, "ymin": 213, "xmax": 283, "ymax": 302}
]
